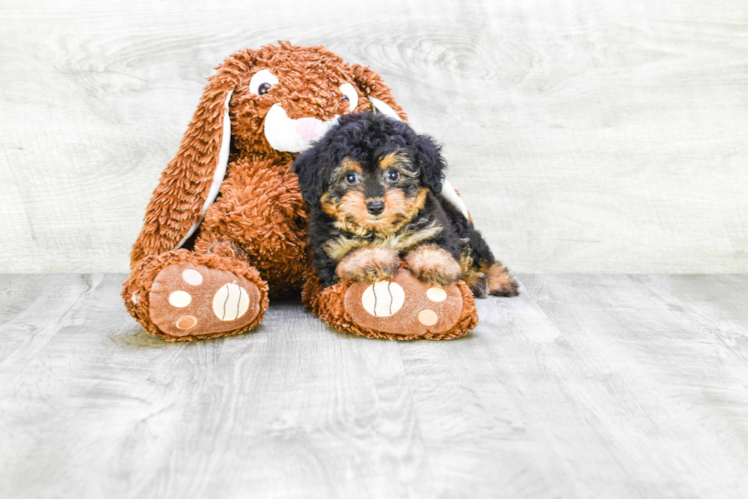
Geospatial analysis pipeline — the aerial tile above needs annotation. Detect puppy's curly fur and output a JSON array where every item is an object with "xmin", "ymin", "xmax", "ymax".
[{"xmin": 294, "ymin": 113, "xmax": 519, "ymax": 297}]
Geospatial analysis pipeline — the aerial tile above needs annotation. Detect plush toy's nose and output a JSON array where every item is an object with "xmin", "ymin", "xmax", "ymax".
[
  {"xmin": 295, "ymin": 117, "xmax": 326, "ymax": 141},
  {"xmin": 367, "ymin": 200, "xmax": 385, "ymax": 215},
  {"xmin": 264, "ymin": 104, "xmax": 340, "ymax": 153}
]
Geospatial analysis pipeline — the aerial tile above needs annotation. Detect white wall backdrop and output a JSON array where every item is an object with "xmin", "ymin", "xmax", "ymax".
[{"xmin": 1, "ymin": 0, "xmax": 746, "ymax": 274}]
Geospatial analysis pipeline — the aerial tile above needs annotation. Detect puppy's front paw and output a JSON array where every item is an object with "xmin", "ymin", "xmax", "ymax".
[
  {"xmin": 405, "ymin": 245, "xmax": 462, "ymax": 286},
  {"xmin": 336, "ymin": 246, "xmax": 400, "ymax": 283}
]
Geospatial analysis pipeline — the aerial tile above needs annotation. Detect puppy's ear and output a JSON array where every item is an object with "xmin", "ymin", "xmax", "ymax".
[
  {"xmin": 414, "ymin": 134, "xmax": 447, "ymax": 193},
  {"xmin": 292, "ymin": 146, "xmax": 327, "ymax": 209}
]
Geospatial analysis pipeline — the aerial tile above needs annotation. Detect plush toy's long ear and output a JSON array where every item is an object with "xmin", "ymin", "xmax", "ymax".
[
  {"xmin": 130, "ymin": 78, "xmax": 235, "ymax": 268},
  {"xmin": 350, "ymin": 64, "xmax": 408, "ymax": 122}
]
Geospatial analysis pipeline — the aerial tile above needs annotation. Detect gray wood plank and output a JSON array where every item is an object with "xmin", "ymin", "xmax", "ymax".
[
  {"xmin": 0, "ymin": 274, "xmax": 429, "ymax": 498},
  {"xmin": 634, "ymin": 275, "xmax": 748, "ymax": 366},
  {"xmin": 1, "ymin": 0, "xmax": 747, "ymax": 274},
  {"xmin": 397, "ymin": 286, "xmax": 581, "ymax": 497},
  {"xmin": 3, "ymin": 273, "xmax": 748, "ymax": 497},
  {"xmin": 521, "ymin": 274, "xmax": 748, "ymax": 497}
]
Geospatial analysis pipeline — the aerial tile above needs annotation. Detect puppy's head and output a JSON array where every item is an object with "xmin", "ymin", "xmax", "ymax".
[{"xmin": 293, "ymin": 113, "xmax": 447, "ymax": 236}]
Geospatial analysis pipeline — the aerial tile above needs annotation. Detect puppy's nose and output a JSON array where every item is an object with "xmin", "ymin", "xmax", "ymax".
[{"xmin": 367, "ymin": 200, "xmax": 385, "ymax": 215}]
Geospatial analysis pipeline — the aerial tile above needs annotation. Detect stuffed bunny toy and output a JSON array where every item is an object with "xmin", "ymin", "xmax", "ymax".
[{"xmin": 123, "ymin": 41, "xmax": 509, "ymax": 342}]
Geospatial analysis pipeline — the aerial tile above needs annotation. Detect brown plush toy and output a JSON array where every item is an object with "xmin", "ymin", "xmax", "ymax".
[{"xmin": 122, "ymin": 41, "xmax": 487, "ymax": 342}]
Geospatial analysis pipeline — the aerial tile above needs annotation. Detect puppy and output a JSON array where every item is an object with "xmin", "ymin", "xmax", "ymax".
[{"xmin": 293, "ymin": 112, "xmax": 519, "ymax": 298}]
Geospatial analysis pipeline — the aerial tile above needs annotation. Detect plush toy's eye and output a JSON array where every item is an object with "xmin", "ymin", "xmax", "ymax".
[
  {"xmin": 345, "ymin": 171, "xmax": 359, "ymax": 184},
  {"xmin": 249, "ymin": 69, "xmax": 279, "ymax": 96},
  {"xmin": 386, "ymin": 169, "xmax": 399, "ymax": 182},
  {"xmin": 339, "ymin": 83, "xmax": 359, "ymax": 112}
]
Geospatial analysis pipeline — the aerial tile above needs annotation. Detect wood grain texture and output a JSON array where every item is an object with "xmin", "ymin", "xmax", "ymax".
[
  {"xmin": 0, "ymin": 0, "xmax": 746, "ymax": 273},
  {"xmin": 2, "ymin": 273, "xmax": 748, "ymax": 497}
]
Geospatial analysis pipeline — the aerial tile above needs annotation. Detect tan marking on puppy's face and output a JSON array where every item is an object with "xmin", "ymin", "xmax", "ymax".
[
  {"xmin": 320, "ymin": 150, "xmax": 426, "ymax": 237},
  {"xmin": 341, "ymin": 158, "xmax": 363, "ymax": 173},
  {"xmin": 331, "ymin": 187, "xmax": 428, "ymax": 237},
  {"xmin": 320, "ymin": 192, "xmax": 339, "ymax": 219},
  {"xmin": 379, "ymin": 152, "xmax": 409, "ymax": 170},
  {"xmin": 336, "ymin": 190, "xmax": 370, "ymax": 232},
  {"xmin": 379, "ymin": 152, "xmax": 419, "ymax": 185},
  {"xmin": 379, "ymin": 187, "xmax": 428, "ymax": 228}
]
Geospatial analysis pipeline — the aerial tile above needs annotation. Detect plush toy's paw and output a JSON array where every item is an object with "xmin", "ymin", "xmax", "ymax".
[
  {"xmin": 149, "ymin": 264, "xmax": 263, "ymax": 338},
  {"xmin": 405, "ymin": 245, "xmax": 462, "ymax": 286},
  {"xmin": 336, "ymin": 246, "xmax": 400, "ymax": 283},
  {"xmin": 343, "ymin": 268, "xmax": 467, "ymax": 337},
  {"xmin": 486, "ymin": 262, "xmax": 520, "ymax": 297}
]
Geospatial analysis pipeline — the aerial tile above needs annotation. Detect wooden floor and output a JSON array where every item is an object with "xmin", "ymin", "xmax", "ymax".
[{"xmin": 1, "ymin": 273, "xmax": 748, "ymax": 498}]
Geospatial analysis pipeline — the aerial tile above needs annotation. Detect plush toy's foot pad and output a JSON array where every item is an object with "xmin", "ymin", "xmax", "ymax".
[
  {"xmin": 344, "ymin": 268, "xmax": 463, "ymax": 336},
  {"xmin": 149, "ymin": 264, "xmax": 262, "ymax": 337}
]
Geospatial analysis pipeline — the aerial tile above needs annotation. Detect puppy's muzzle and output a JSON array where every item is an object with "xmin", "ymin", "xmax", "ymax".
[{"xmin": 366, "ymin": 199, "xmax": 385, "ymax": 216}]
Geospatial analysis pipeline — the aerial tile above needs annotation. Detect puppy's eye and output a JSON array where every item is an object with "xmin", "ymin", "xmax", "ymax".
[
  {"xmin": 386, "ymin": 169, "xmax": 399, "ymax": 182},
  {"xmin": 258, "ymin": 83, "xmax": 271, "ymax": 95},
  {"xmin": 345, "ymin": 171, "xmax": 358, "ymax": 184}
]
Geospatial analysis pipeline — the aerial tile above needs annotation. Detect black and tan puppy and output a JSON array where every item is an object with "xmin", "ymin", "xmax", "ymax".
[{"xmin": 293, "ymin": 112, "xmax": 518, "ymax": 298}]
